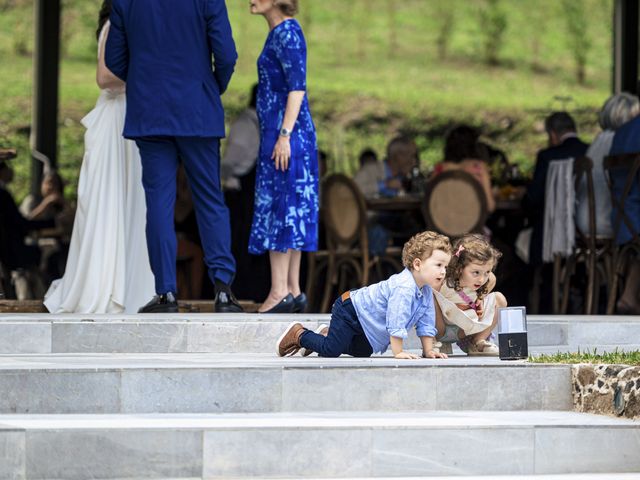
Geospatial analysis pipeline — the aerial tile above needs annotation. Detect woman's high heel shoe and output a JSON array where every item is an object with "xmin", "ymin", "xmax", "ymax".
[
  {"xmin": 292, "ymin": 293, "xmax": 308, "ymax": 313},
  {"xmin": 260, "ymin": 293, "xmax": 295, "ymax": 314}
]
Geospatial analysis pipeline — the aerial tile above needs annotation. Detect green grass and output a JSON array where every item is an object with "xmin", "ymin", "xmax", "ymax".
[
  {"xmin": 530, "ymin": 350, "xmax": 640, "ymax": 366},
  {"xmin": 0, "ymin": 0, "xmax": 615, "ymax": 202}
]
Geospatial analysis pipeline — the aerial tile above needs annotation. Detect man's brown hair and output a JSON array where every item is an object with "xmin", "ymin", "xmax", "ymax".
[{"xmin": 402, "ymin": 231, "xmax": 452, "ymax": 270}]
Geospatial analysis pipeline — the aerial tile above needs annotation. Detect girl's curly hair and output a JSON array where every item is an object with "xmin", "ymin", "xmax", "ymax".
[{"xmin": 446, "ymin": 234, "xmax": 502, "ymax": 301}]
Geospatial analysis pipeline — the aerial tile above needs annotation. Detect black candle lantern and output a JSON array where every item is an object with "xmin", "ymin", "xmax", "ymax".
[{"xmin": 497, "ymin": 306, "xmax": 528, "ymax": 360}]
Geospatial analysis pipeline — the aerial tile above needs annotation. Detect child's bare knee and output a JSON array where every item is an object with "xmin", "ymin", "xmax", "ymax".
[{"xmin": 495, "ymin": 292, "xmax": 507, "ymax": 307}]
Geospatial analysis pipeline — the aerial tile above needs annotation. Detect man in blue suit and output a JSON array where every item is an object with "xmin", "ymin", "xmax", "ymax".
[
  {"xmin": 609, "ymin": 114, "xmax": 640, "ymax": 246},
  {"xmin": 106, "ymin": 0, "xmax": 242, "ymax": 313}
]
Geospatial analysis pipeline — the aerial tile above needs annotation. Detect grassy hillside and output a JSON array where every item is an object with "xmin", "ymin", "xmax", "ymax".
[{"xmin": 0, "ymin": 0, "xmax": 614, "ymax": 201}]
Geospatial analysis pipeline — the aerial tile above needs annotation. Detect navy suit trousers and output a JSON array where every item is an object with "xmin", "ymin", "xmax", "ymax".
[
  {"xmin": 300, "ymin": 295, "xmax": 373, "ymax": 358},
  {"xmin": 136, "ymin": 136, "xmax": 235, "ymax": 294}
]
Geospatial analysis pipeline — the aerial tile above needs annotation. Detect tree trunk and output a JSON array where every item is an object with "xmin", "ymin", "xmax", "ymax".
[{"xmin": 388, "ymin": 1, "xmax": 397, "ymax": 59}]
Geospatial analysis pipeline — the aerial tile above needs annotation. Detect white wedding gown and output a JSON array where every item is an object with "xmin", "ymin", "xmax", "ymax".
[{"xmin": 45, "ymin": 23, "xmax": 155, "ymax": 314}]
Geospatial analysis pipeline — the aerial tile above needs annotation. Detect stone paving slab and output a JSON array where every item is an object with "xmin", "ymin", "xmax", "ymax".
[
  {"xmin": 0, "ymin": 352, "xmax": 547, "ymax": 369},
  {"xmin": 0, "ymin": 314, "xmax": 639, "ymax": 354},
  {"xmin": 286, "ymin": 476, "xmax": 640, "ymax": 480},
  {"xmin": 0, "ymin": 354, "xmax": 572, "ymax": 414},
  {"xmin": 0, "ymin": 411, "xmax": 637, "ymax": 479}
]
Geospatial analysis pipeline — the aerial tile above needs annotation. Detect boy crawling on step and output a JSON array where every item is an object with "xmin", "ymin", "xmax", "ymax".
[{"xmin": 276, "ymin": 231, "xmax": 452, "ymax": 359}]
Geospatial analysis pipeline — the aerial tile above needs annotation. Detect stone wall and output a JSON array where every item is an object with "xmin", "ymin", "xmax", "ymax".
[{"xmin": 573, "ymin": 364, "xmax": 640, "ymax": 420}]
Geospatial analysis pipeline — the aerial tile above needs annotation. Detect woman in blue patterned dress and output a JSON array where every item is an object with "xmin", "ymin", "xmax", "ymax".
[{"xmin": 249, "ymin": 0, "xmax": 319, "ymax": 313}]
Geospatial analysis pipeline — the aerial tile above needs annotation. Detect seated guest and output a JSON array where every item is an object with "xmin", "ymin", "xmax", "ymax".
[
  {"xmin": 0, "ymin": 160, "xmax": 55, "ymax": 298},
  {"xmin": 525, "ymin": 112, "xmax": 589, "ymax": 267},
  {"xmin": 378, "ymin": 136, "xmax": 418, "ymax": 197},
  {"xmin": 21, "ymin": 171, "xmax": 72, "ymax": 281},
  {"xmin": 609, "ymin": 98, "xmax": 640, "ymax": 244},
  {"xmin": 21, "ymin": 172, "xmax": 68, "ymax": 222},
  {"xmin": 608, "ymin": 96, "xmax": 640, "ymax": 314},
  {"xmin": 353, "ymin": 148, "xmax": 384, "ymax": 198},
  {"xmin": 524, "ymin": 112, "xmax": 589, "ymax": 313},
  {"xmin": 577, "ymin": 93, "xmax": 639, "ymax": 239},
  {"xmin": 434, "ymin": 125, "xmax": 496, "ymax": 213}
]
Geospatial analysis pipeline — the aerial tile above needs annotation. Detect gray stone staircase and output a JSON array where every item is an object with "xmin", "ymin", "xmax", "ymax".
[
  {"xmin": 1, "ymin": 313, "xmax": 640, "ymax": 354},
  {"xmin": 0, "ymin": 313, "xmax": 639, "ymax": 479}
]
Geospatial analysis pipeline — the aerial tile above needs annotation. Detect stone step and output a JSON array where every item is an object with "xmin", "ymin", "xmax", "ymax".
[
  {"xmin": 0, "ymin": 411, "xmax": 638, "ymax": 479},
  {"xmin": 271, "ymin": 476, "xmax": 640, "ymax": 480},
  {"xmin": 1, "ymin": 313, "xmax": 639, "ymax": 354},
  {"xmin": 0, "ymin": 299, "xmax": 260, "ymax": 313},
  {"xmin": 0, "ymin": 354, "xmax": 572, "ymax": 414}
]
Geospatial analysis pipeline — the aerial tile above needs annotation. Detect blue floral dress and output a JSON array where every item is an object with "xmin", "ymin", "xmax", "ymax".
[{"xmin": 248, "ymin": 19, "xmax": 319, "ymax": 254}]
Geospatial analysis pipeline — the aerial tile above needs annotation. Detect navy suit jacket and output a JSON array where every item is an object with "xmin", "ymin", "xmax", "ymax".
[
  {"xmin": 611, "ymin": 115, "xmax": 640, "ymax": 155},
  {"xmin": 105, "ymin": 0, "xmax": 237, "ymax": 138},
  {"xmin": 524, "ymin": 136, "xmax": 589, "ymax": 265}
]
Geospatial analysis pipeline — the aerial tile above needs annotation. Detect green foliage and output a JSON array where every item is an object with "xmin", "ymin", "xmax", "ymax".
[
  {"xmin": 530, "ymin": 349, "xmax": 640, "ymax": 366},
  {"xmin": 562, "ymin": 0, "xmax": 593, "ymax": 84},
  {"xmin": 435, "ymin": 0, "xmax": 455, "ymax": 60},
  {"xmin": 478, "ymin": 0, "xmax": 508, "ymax": 66},
  {"xmin": 0, "ymin": 0, "xmax": 614, "ymax": 203}
]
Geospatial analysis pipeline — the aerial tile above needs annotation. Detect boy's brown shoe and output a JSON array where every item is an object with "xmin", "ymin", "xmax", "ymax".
[
  {"xmin": 301, "ymin": 324, "xmax": 329, "ymax": 357},
  {"xmin": 276, "ymin": 322, "xmax": 306, "ymax": 357}
]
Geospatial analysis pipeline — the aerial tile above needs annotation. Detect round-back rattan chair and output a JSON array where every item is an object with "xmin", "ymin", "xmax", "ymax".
[{"xmin": 422, "ymin": 169, "xmax": 488, "ymax": 238}]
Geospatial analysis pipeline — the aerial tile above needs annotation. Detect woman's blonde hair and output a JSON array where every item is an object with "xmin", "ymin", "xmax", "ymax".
[
  {"xmin": 402, "ymin": 231, "xmax": 452, "ymax": 270},
  {"xmin": 598, "ymin": 93, "xmax": 640, "ymax": 131},
  {"xmin": 446, "ymin": 234, "xmax": 502, "ymax": 299},
  {"xmin": 274, "ymin": 0, "xmax": 298, "ymax": 16}
]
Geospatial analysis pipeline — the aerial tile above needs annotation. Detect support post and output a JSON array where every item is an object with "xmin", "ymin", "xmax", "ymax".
[
  {"xmin": 30, "ymin": 0, "xmax": 60, "ymax": 198},
  {"xmin": 613, "ymin": 0, "xmax": 640, "ymax": 94}
]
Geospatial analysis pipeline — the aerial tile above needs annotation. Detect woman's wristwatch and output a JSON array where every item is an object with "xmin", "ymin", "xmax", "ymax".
[{"xmin": 279, "ymin": 127, "xmax": 292, "ymax": 137}]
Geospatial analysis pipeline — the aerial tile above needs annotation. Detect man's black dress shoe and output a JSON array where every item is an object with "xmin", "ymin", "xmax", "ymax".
[
  {"xmin": 214, "ymin": 290, "xmax": 244, "ymax": 313},
  {"xmin": 261, "ymin": 293, "xmax": 295, "ymax": 314},
  {"xmin": 138, "ymin": 292, "xmax": 179, "ymax": 313},
  {"xmin": 292, "ymin": 293, "xmax": 308, "ymax": 313}
]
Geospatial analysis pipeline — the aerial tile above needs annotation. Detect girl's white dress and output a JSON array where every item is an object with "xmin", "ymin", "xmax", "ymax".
[
  {"xmin": 434, "ymin": 283, "xmax": 497, "ymax": 335},
  {"xmin": 44, "ymin": 23, "xmax": 154, "ymax": 314}
]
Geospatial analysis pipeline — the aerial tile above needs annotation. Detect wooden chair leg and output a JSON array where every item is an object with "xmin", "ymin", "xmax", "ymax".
[
  {"xmin": 593, "ymin": 267, "xmax": 601, "ymax": 314},
  {"xmin": 560, "ymin": 256, "xmax": 574, "ymax": 314},
  {"xmin": 337, "ymin": 263, "xmax": 348, "ymax": 295},
  {"xmin": 529, "ymin": 266, "xmax": 542, "ymax": 315},
  {"xmin": 320, "ymin": 253, "xmax": 337, "ymax": 314},
  {"xmin": 552, "ymin": 255, "xmax": 562, "ymax": 314},
  {"xmin": 305, "ymin": 252, "xmax": 317, "ymax": 310},
  {"xmin": 584, "ymin": 248, "xmax": 597, "ymax": 315},
  {"xmin": 606, "ymin": 248, "xmax": 620, "ymax": 315}
]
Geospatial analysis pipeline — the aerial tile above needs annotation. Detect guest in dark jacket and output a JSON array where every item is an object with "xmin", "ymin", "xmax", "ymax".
[
  {"xmin": 523, "ymin": 112, "xmax": 589, "ymax": 313},
  {"xmin": 525, "ymin": 112, "xmax": 589, "ymax": 266},
  {"xmin": 0, "ymin": 161, "xmax": 55, "ymax": 273}
]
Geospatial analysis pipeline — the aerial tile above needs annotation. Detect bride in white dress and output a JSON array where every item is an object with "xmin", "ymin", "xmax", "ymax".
[{"xmin": 45, "ymin": 6, "xmax": 154, "ymax": 313}]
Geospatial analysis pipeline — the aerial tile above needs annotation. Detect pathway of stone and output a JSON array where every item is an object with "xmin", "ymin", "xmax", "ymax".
[{"xmin": 0, "ymin": 313, "xmax": 638, "ymax": 479}]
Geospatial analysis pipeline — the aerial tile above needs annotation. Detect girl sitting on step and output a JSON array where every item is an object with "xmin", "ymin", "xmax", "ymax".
[{"xmin": 434, "ymin": 234, "xmax": 507, "ymax": 356}]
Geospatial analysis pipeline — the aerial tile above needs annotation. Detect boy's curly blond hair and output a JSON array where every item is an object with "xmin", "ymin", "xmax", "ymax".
[{"xmin": 402, "ymin": 231, "xmax": 452, "ymax": 270}]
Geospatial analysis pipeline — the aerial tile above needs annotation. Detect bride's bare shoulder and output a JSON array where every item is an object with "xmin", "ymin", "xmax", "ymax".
[{"xmin": 96, "ymin": 21, "xmax": 124, "ymax": 91}]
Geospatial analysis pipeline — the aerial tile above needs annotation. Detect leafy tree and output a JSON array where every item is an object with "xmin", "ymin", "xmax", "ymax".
[
  {"xmin": 562, "ymin": 0, "xmax": 592, "ymax": 84},
  {"xmin": 478, "ymin": 0, "xmax": 508, "ymax": 66},
  {"xmin": 435, "ymin": 1, "xmax": 455, "ymax": 60},
  {"xmin": 387, "ymin": 1, "xmax": 398, "ymax": 58}
]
